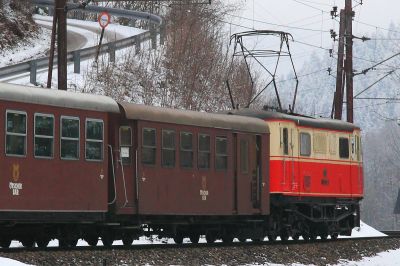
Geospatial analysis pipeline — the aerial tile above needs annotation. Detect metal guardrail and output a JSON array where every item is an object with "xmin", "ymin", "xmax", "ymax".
[{"xmin": 0, "ymin": 1, "xmax": 163, "ymax": 83}]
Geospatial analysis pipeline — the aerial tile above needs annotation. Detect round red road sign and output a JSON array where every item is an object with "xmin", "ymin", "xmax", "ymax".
[{"xmin": 98, "ymin": 12, "xmax": 111, "ymax": 29}]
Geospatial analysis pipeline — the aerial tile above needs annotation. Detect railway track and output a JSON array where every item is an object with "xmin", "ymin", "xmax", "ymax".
[
  {"xmin": 381, "ymin": 231, "xmax": 400, "ymax": 237},
  {"xmin": 1, "ymin": 236, "xmax": 399, "ymax": 266},
  {"xmin": 0, "ymin": 235, "xmax": 392, "ymax": 253}
]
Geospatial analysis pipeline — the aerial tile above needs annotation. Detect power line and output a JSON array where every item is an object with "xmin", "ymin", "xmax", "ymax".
[{"xmin": 226, "ymin": 13, "xmax": 330, "ymax": 33}]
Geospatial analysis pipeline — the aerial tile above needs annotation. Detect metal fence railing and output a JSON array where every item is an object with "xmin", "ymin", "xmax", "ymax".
[{"xmin": 0, "ymin": 1, "xmax": 163, "ymax": 84}]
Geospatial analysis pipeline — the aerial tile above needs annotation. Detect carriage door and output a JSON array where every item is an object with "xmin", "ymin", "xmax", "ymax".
[
  {"xmin": 114, "ymin": 126, "xmax": 137, "ymax": 213},
  {"xmin": 236, "ymin": 134, "xmax": 261, "ymax": 214},
  {"xmin": 281, "ymin": 127, "xmax": 296, "ymax": 193}
]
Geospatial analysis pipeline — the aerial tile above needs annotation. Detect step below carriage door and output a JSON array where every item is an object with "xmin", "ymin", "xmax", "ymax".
[
  {"xmin": 114, "ymin": 125, "xmax": 137, "ymax": 211},
  {"xmin": 236, "ymin": 133, "xmax": 262, "ymax": 214}
]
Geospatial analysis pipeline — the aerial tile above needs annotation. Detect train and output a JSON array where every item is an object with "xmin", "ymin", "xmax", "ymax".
[{"xmin": 0, "ymin": 82, "xmax": 363, "ymax": 248}]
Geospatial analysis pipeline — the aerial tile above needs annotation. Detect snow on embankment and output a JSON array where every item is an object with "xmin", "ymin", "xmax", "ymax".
[
  {"xmin": 348, "ymin": 221, "xmax": 387, "ymax": 238},
  {"xmin": 0, "ymin": 257, "xmax": 32, "ymax": 266}
]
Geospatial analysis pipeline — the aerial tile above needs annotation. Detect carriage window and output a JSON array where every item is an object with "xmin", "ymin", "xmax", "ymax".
[
  {"xmin": 282, "ymin": 128, "xmax": 289, "ymax": 155},
  {"xmin": 6, "ymin": 111, "xmax": 27, "ymax": 156},
  {"xmin": 198, "ymin": 134, "xmax": 210, "ymax": 169},
  {"xmin": 61, "ymin": 117, "xmax": 80, "ymax": 160},
  {"xmin": 120, "ymin": 127, "xmax": 132, "ymax": 164},
  {"xmin": 339, "ymin": 137, "xmax": 349, "ymax": 159},
  {"xmin": 142, "ymin": 128, "xmax": 156, "ymax": 165},
  {"xmin": 34, "ymin": 114, "xmax": 54, "ymax": 158},
  {"xmin": 162, "ymin": 130, "xmax": 175, "ymax": 167},
  {"xmin": 300, "ymin": 132, "xmax": 311, "ymax": 157},
  {"xmin": 216, "ymin": 136, "xmax": 228, "ymax": 170},
  {"xmin": 240, "ymin": 139, "xmax": 249, "ymax": 173},
  {"xmin": 180, "ymin": 132, "xmax": 193, "ymax": 168},
  {"xmin": 86, "ymin": 119, "xmax": 104, "ymax": 161}
]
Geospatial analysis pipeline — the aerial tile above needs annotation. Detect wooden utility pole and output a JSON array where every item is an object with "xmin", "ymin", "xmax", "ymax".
[
  {"xmin": 345, "ymin": 0, "xmax": 353, "ymax": 123},
  {"xmin": 334, "ymin": 10, "xmax": 345, "ymax": 120},
  {"xmin": 333, "ymin": 0, "xmax": 354, "ymax": 123},
  {"xmin": 55, "ymin": 0, "xmax": 68, "ymax": 90}
]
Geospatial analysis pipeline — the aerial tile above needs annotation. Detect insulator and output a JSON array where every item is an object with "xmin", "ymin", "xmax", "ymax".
[{"xmin": 330, "ymin": 29, "xmax": 337, "ymax": 41}]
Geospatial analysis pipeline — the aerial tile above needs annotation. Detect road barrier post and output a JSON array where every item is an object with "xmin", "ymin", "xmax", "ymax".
[
  {"xmin": 73, "ymin": 50, "xmax": 80, "ymax": 74},
  {"xmin": 135, "ymin": 36, "xmax": 141, "ymax": 55},
  {"xmin": 109, "ymin": 43, "xmax": 116, "ymax": 63},
  {"xmin": 30, "ymin": 60, "xmax": 37, "ymax": 85},
  {"xmin": 151, "ymin": 24, "xmax": 157, "ymax": 50},
  {"xmin": 160, "ymin": 24, "xmax": 165, "ymax": 46}
]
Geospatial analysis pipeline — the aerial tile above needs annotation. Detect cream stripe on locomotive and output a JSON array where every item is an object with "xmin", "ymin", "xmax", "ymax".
[{"xmin": 267, "ymin": 120, "xmax": 362, "ymax": 162}]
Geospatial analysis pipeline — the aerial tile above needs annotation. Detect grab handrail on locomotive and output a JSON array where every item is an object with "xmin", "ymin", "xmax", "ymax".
[{"xmin": 0, "ymin": 83, "xmax": 363, "ymax": 248}]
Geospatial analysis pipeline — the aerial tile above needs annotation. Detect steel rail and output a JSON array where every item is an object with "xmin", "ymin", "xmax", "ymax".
[
  {"xmin": 0, "ymin": 1, "xmax": 162, "ymax": 80},
  {"xmin": 0, "ymin": 235, "xmax": 392, "ymax": 253}
]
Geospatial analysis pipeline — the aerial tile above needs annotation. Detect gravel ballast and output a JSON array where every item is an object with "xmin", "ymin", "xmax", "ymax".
[{"xmin": 1, "ymin": 238, "xmax": 399, "ymax": 266}]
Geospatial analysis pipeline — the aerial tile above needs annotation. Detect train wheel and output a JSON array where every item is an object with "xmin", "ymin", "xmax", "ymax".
[
  {"xmin": 238, "ymin": 238, "xmax": 247, "ymax": 243},
  {"xmin": 21, "ymin": 239, "xmax": 35, "ymax": 248},
  {"xmin": 267, "ymin": 234, "xmax": 277, "ymax": 242},
  {"xmin": 309, "ymin": 232, "xmax": 317, "ymax": 241},
  {"xmin": 173, "ymin": 233, "xmax": 184, "ymax": 245},
  {"xmin": 36, "ymin": 238, "xmax": 50, "ymax": 248},
  {"xmin": 301, "ymin": 233, "xmax": 310, "ymax": 241},
  {"xmin": 292, "ymin": 233, "xmax": 300, "ymax": 241},
  {"xmin": 189, "ymin": 234, "xmax": 200, "ymax": 244},
  {"xmin": 330, "ymin": 233, "xmax": 339, "ymax": 240},
  {"xmin": 205, "ymin": 232, "xmax": 216, "ymax": 243},
  {"xmin": 222, "ymin": 235, "xmax": 233, "ymax": 243},
  {"xmin": 102, "ymin": 235, "xmax": 114, "ymax": 247},
  {"xmin": 122, "ymin": 235, "xmax": 133, "ymax": 247},
  {"xmin": 0, "ymin": 239, "xmax": 11, "ymax": 249},
  {"xmin": 84, "ymin": 237, "xmax": 98, "ymax": 247},
  {"xmin": 280, "ymin": 233, "xmax": 289, "ymax": 242},
  {"xmin": 251, "ymin": 237, "xmax": 263, "ymax": 242},
  {"xmin": 320, "ymin": 232, "xmax": 328, "ymax": 240}
]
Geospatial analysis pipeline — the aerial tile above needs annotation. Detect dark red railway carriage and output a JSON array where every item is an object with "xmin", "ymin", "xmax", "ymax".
[{"xmin": 0, "ymin": 83, "xmax": 271, "ymax": 247}]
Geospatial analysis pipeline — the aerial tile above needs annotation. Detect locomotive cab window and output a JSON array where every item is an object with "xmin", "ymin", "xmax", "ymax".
[
  {"xmin": 6, "ymin": 110, "xmax": 27, "ymax": 156},
  {"xmin": 198, "ymin": 134, "xmax": 210, "ymax": 169},
  {"xmin": 34, "ymin": 114, "xmax": 54, "ymax": 158},
  {"xmin": 120, "ymin": 126, "xmax": 132, "ymax": 164},
  {"xmin": 162, "ymin": 130, "xmax": 176, "ymax": 167},
  {"xmin": 142, "ymin": 128, "xmax": 156, "ymax": 165},
  {"xmin": 61, "ymin": 116, "xmax": 80, "ymax": 160},
  {"xmin": 339, "ymin": 137, "xmax": 349, "ymax": 159},
  {"xmin": 216, "ymin": 136, "xmax": 228, "ymax": 170},
  {"xmin": 180, "ymin": 132, "xmax": 193, "ymax": 168},
  {"xmin": 86, "ymin": 119, "xmax": 104, "ymax": 161},
  {"xmin": 300, "ymin": 132, "xmax": 311, "ymax": 157}
]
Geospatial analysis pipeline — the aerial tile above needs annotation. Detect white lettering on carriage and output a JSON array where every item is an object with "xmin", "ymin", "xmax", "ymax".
[{"xmin": 9, "ymin": 182, "xmax": 22, "ymax": 196}]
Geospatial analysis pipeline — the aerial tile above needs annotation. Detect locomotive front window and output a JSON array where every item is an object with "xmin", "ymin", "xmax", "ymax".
[
  {"xmin": 198, "ymin": 134, "xmax": 210, "ymax": 169},
  {"xmin": 142, "ymin": 128, "xmax": 156, "ymax": 165},
  {"xmin": 34, "ymin": 114, "xmax": 54, "ymax": 158},
  {"xmin": 61, "ymin": 117, "xmax": 80, "ymax": 160},
  {"xmin": 6, "ymin": 110, "xmax": 27, "ymax": 156},
  {"xmin": 85, "ymin": 119, "xmax": 104, "ymax": 161},
  {"xmin": 180, "ymin": 132, "xmax": 193, "ymax": 168},
  {"xmin": 162, "ymin": 130, "xmax": 176, "ymax": 167},
  {"xmin": 300, "ymin": 132, "xmax": 311, "ymax": 157},
  {"xmin": 339, "ymin": 137, "xmax": 349, "ymax": 159},
  {"xmin": 216, "ymin": 136, "xmax": 228, "ymax": 170}
]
